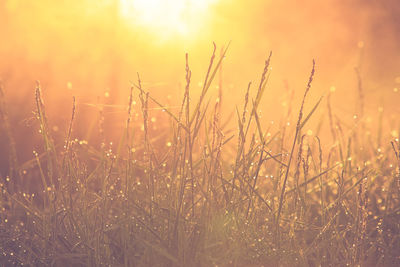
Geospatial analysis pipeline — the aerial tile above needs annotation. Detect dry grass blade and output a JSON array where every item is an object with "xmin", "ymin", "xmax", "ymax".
[
  {"xmin": 254, "ymin": 51, "xmax": 272, "ymax": 110},
  {"xmin": 299, "ymin": 94, "xmax": 324, "ymax": 130},
  {"xmin": 64, "ymin": 96, "xmax": 76, "ymax": 153},
  {"xmin": 133, "ymin": 82, "xmax": 189, "ymax": 133},
  {"xmin": 276, "ymin": 60, "xmax": 315, "ymax": 230},
  {"xmin": 1, "ymin": 48, "xmax": 399, "ymax": 267},
  {"xmin": 0, "ymin": 81, "xmax": 18, "ymax": 191},
  {"xmin": 190, "ymin": 42, "xmax": 230, "ymax": 127}
]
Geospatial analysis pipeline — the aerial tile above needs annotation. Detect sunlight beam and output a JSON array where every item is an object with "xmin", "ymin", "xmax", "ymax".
[{"xmin": 119, "ymin": 0, "xmax": 217, "ymax": 36}]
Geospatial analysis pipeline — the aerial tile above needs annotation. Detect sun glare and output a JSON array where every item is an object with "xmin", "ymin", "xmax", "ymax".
[{"xmin": 119, "ymin": 0, "xmax": 216, "ymax": 36}]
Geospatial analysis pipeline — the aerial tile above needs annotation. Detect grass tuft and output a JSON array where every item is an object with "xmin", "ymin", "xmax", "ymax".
[{"xmin": 0, "ymin": 48, "xmax": 399, "ymax": 267}]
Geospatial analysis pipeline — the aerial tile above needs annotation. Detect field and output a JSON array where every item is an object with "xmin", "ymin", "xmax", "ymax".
[
  {"xmin": 0, "ymin": 45, "xmax": 399, "ymax": 266},
  {"xmin": 1, "ymin": 1, "xmax": 400, "ymax": 266}
]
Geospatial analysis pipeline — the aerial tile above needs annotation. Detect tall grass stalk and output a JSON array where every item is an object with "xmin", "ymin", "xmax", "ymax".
[{"xmin": 1, "ymin": 47, "xmax": 399, "ymax": 266}]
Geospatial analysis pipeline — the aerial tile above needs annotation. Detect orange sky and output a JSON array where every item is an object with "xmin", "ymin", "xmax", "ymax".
[{"xmin": 0, "ymin": 0, "xmax": 399, "ymax": 134}]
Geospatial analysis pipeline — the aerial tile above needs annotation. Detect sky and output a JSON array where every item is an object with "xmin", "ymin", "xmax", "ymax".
[
  {"xmin": 0, "ymin": 0, "xmax": 399, "ymax": 168},
  {"xmin": 1, "ymin": 0, "xmax": 399, "ymax": 102}
]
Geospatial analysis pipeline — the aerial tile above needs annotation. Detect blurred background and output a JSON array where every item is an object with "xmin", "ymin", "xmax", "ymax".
[{"xmin": 0, "ymin": 0, "xmax": 399, "ymax": 172}]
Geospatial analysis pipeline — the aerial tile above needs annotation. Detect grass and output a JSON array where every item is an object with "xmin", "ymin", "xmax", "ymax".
[{"xmin": 0, "ymin": 46, "xmax": 399, "ymax": 266}]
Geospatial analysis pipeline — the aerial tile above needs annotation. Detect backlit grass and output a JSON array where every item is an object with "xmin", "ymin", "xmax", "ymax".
[{"xmin": 0, "ymin": 46, "xmax": 399, "ymax": 266}]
